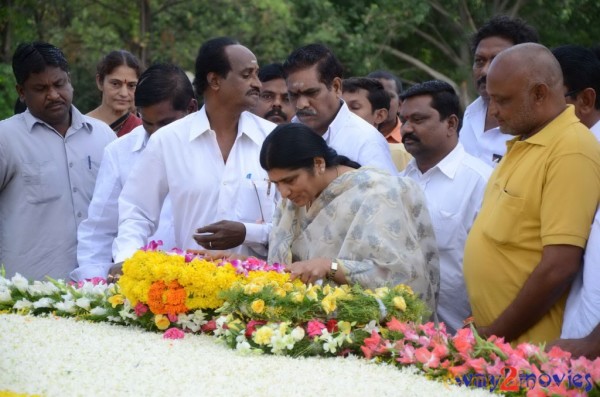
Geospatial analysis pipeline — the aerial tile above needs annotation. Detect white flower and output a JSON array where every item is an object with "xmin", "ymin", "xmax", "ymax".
[
  {"xmin": 291, "ymin": 326, "xmax": 305, "ymax": 341},
  {"xmin": 32, "ymin": 297, "xmax": 55, "ymax": 309},
  {"xmin": 11, "ymin": 274, "xmax": 29, "ymax": 293},
  {"xmin": 28, "ymin": 281, "xmax": 60, "ymax": 296},
  {"xmin": 0, "ymin": 287, "xmax": 12, "ymax": 303},
  {"xmin": 75, "ymin": 297, "xmax": 91, "ymax": 311},
  {"xmin": 363, "ymin": 320, "xmax": 379, "ymax": 334},
  {"xmin": 89, "ymin": 307, "xmax": 107, "ymax": 316},
  {"xmin": 55, "ymin": 300, "xmax": 77, "ymax": 314},
  {"xmin": 13, "ymin": 299, "xmax": 33, "ymax": 310},
  {"xmin": 213, "ymin": 316, "xmax": 229, "ymax": 337}
]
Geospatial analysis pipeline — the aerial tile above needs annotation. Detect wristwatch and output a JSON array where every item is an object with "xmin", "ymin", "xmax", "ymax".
[{"xmin": 326, "ymin": 260, "xmax": 338, "ymax": 281}]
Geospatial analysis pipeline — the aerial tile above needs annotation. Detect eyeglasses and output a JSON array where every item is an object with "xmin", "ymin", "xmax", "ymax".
[
  {"xmin": 564, "ymin": 89, "xmax": 582, "ymax": 98},
  {"xmin": 246, "ymin": 174, "xmax": 272, "ymax": 224}
]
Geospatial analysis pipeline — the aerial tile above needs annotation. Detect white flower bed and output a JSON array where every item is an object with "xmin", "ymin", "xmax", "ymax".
[{"xmin": 0, "ymin": 314, "xmax": 496, "ymax": 396}]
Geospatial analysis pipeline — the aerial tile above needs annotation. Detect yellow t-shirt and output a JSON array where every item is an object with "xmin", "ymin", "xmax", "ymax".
[{"xmin": 464, "ymin": 106, "xmax": 600, "ymax": 344}]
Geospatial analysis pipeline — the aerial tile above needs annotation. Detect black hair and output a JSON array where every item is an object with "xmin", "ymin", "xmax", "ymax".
[
  {"xmin": 282, "ymin": 43, "xmax": 343, "ymax": 88},
  {"xmin": 552, "ymin": 45, "xmax": 600, "ymax": 110},
  {"xmin": 471, "ymin": 15, "xmax": 539, "ymax": 54},
  {"xmin": 367, "ymin": 70, "xmax": 403, "ymax": 94},
  {"xmin": 400, "ymin": 80, "xmax": 463, "ymax": 131},
  {"xmin": 96, "ymin": 50, "xmax": 141, "ymax": 82},
  {"xmin": 12, "ymin": 41, "xmax": 69, "ymax": 85},
  {"xmin": 258, "ymin": 63, "xmax": 285, "ymax": 83},
  {"xmin": 260, "ymin": 123, "xmax": 360, "ymax": 171},
  {"xmin": 193, "ymin": 37, "xmax": 239, "ymax": 94},
  {"xmin": 135, "ymin": 63, "xmax": 195, "ymax": 110},
  {"xmin": 342, "ymin": 77, "xmax": 391, "ymax": 112}
]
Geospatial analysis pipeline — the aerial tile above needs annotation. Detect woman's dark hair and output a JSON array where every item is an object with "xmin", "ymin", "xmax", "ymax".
[
  {"xmin": 260, "ymin": 123, "xmax": 360, "ymax": 171},
  {"xmin": 96, "ymin": 50, "xmax": 141, "ymax": 82},
  {"xmin": 12, "ymin": 41, "xmax": 69, "ymax": 85}
]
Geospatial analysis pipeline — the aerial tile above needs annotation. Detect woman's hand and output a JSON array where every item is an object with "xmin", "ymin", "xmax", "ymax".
[
  {"xmin": 288, "ymin": 258, "xmax": 331, "ymax": 284},
  {"xmin": 107, "ymin": 262, "xmax": 123, "ymax": 284},
  {"xmin": 189, "ymin": 249, "xmax": 248, "ymax": 262}
]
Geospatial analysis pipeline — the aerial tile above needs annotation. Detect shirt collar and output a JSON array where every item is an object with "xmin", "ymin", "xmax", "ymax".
[
  {"xmin": 404, "ymin": 143, "xmax": 465, "ymax": 179},
  {"xmin": 24, "ymin": 105, "xmax": 92, "ymax": 134},
  {"xmin": 325, "ymin": 100, "xmax": 350, "ymax": 139},
  {"xmin": 385, "ymin": 116, "xmax": 402, "ymax": 143},
  {"xmin": 130, "ymin": 125, "xmax": 150, "ymax": 153},
  {"xmin": 188, "ymin": 106, "xmax": 264, "ymax": 146},
  {"xmin": 508, "ymin": 105, "xmax": 578, "ymax": 149}
]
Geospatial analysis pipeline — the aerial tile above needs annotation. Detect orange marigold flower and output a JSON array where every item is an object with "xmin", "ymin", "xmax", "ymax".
[{"xmin": 147, "ymin": 280, "xmax": 188, "ymax": 315}]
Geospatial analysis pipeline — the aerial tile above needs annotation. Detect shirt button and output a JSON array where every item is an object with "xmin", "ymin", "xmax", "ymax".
[
  {"xmin": 77, "ymin": 212, "xmax": 82, "ymax": 218},
  {"xmin": 69, "ymin": 162, "xmax": 73, "ymax": 168},
  {"xmin": 72, "ymin": 187, "xmax": 78, "ymax": 193}
]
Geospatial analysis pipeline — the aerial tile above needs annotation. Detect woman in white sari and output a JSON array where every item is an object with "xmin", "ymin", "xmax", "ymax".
[{"xmin": 262, "ymin": 123, "xmax": 440, "ymax": 312}]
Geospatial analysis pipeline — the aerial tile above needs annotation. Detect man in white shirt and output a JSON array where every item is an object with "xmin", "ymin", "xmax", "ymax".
[
  {"xmin": 251, "ymin": 63, "xmax": 295, "ymax": 124},
  {"xmin": 0, "ymin": 42, "xmax": 115, "ymax": 281},
  {"xmin": 283, "ymin": 43, "xmax": 397, "ymax": 174},
  {"xmin": 112, "ymin": 37, "xmax": 276, "ymax": 270},
  {"xmin": 459, "ymin": 15, "xmax": 539, "ymax": 167},
  {"xmin": 72, "ymin": 64, "xmax": 198, "ymax": 281},
  {"xmin": 399, "ymin": 80, "xmax": 492, "ymax": 333},
  {"xmin": 553, "ymin": 45, "xmax": 600, "ymax": 140}
]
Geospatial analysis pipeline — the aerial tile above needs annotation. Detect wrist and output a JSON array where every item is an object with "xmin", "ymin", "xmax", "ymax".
[{"xmin": 325, "ymin": 260, "xmax": 338, "ymax": 281}]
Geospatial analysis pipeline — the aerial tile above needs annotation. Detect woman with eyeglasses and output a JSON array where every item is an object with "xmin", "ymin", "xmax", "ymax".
[
  {"xmin": 260, "ymin": 123, "xmax": 439, "ymax": 313},
  {"xmin": 87, "ymin": 50, "xmax": 142, "ymax": 137}
]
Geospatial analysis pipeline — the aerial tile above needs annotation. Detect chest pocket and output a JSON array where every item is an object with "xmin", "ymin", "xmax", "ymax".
[
  {"xmin": 483, "ymin": 186, "xmax": 525, "ymax": 245},
  {"xmin": 431, "ymin": 210, "xmax": 459, "ymax": 251},
  {"xmin": 22, "ymin": 161, "xmax": 63, "ymax": 204},
  {"xmin": 235, "ymin": 177, "xmax": 274, "ymax": 224}
]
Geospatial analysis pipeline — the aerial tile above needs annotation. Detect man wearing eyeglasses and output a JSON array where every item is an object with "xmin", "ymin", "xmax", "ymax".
[{"xmin": 251, "ymin": 63, "xmax": 295, "ymax": 124}]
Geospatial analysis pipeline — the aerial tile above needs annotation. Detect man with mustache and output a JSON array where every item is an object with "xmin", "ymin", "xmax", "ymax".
[
  {"xmin": 0, "ymin": 42, "xmax": 115, "ymax": 281},
  {"xmin": 283, "ymin": 44, "xmax": 398, "ymax": 174},
  {"xmin": 252, "ymin": 63, "xmax": 295, "ymax": 124},
  {"xmin": 459, "ymin": 16, "xmax": 539, "ymax": 167},
  {"xmin": 112, "ymin": 37, "xmax": 276, "ymax": 270},
  {"xmin": 399, "ymin": 80, "xmax": 492, "ymax": 333}
]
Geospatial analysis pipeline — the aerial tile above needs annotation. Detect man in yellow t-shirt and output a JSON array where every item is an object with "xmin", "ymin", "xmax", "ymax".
[{"xmin": 463, "ymin": 43, "xmax": 600, "ymax": 344}]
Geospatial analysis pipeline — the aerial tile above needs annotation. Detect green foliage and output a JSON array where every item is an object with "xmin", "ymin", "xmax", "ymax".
[
  {"xmin": 0, "ymin": 64, "xmax": 17, "ymax": 120},
  {"xmin": 0, "ymin": 0, "xmax": 599, "ymax": 115}
]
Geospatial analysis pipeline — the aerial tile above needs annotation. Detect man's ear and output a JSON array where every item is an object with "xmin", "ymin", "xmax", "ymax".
[
  {"xmin": 576, "ymin": 87, "xmax": 597, "ymax": 116},
  {"xmin": 532, "ymin": 83, "xmax": 548, "ymax": 103},
  {"xmin": 446, "ymin": 114, "xmax": 459, "ymax": 136},
  {"xmin": 331, "ymin": 77, "xmax": 343, "ymax": 97},
  {"xmin": 373, "ymin": 108, "xmax": 389, "ymax": 127},
  {"xmin": 207, "ymin": 72, "xmax": 220, "ymax": 91},
  {"xmin": 15, "ymin": 84, "xmax": 25, "ymax": 102},
  {"xmin": 187, "ymin": 98, "xmax": 199, "ymax": 113}
]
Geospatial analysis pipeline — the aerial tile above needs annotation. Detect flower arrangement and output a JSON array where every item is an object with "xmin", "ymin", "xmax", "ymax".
[{"xmin": 1, "ymin": 242, "xmax": 599, "ymax": 396}]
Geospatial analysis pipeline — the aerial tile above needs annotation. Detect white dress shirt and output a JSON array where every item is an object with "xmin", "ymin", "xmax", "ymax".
[
  {"xmin": 459, "ymin": 96, "xmax": 513, "ymax": 168},
  {"xmin": 561, "ymin": 209, "xmax": 600, "ymax": 338},
  {"xmin": 402, "ymin": 143, "xmax": 492, "ymax": 333},
  {"xmin": 294, "ymin": 101, "xmax": 398, "ymax": 174},
  {"xmin": 72, "ymin": 126, "xmax": 176, "ymax": 281},
  {"xmin": 0, "ymin": 107, "xmax": 115, "ymax": 281},
  {"xmin": 113, "ymin": 107, "xmax": 276, "ymax": 263}
]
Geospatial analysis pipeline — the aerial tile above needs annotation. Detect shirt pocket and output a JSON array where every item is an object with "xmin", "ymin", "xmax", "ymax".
[
  {"xmin": 432, "ymin": 210, "xmax": 459, "ymax": 251},
  {"xmin": 21, "ymin": 161, "xmax": 63, "ymax": 204},
  {"xmin": 483, "ymin": 187, "xmax": 525, "ymax": 245},
  {"xmin": 235, "ymin": 177, "xmax": 274, "ymax": 224}
]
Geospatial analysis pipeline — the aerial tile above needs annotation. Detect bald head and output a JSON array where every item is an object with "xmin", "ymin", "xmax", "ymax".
[{"xmin": 486, "ymin": 43, "xmax": 567, "ymax": 138}]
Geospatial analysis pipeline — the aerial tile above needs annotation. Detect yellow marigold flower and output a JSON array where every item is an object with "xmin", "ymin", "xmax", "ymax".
[
  {"xmin": 244, "ymin": 283, "xmax": 263, "ymax": 295},
  {"xmin": 394, "ymin": 284, "xmax": 414, "ymax": 295},
  {"xmin": 331, "ymin": 287, "xmax": 348, "ymax": 300},
  {"xmin": 282, "ymin": 282, "xmax": 294, "ymax": 292},
  {"xmin": 154, "ymin": 314, "xmax": 170, "ymax": 330},
  {"xmin": 375, "ymin": 287, "xmax": 390, "ymax": 298},
  {"xmin": 107, "ymin": 294, "xmax": 124, "ymax": 308},
  {"xmin": 251, "ymin": 299, "xmax": 265, "ymax": 314},
  {"xmin": 338, "ymin": 321, "xmax": 352, "ymax": 335},
  {"xmin": 393, "ymin": 296, "xmax": 407, "ymax": 312},
  {"xmin": 278, "ymin": 322, "xmax": 288, "ymax": 334},
  {"xmin": 253, "ymin": 326, "xmax": 273, "ymax": 345},
  {"xmin": 321, "ymin": 294, "xmax": 337, "ymax": 314},
  {"xmin": 323, "ymin": 284, "xmax": 332, "ymax": 295},
  {"xmin": 274, "ymin": 287, "xmax": 286, "ymax": 298}
]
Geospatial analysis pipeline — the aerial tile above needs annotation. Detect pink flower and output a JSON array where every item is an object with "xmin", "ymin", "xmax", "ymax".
[
  {"xmin": 448, "ymin": 364, "xmax": 471, "ymax": 377},
  {"xmin": 307, "ymin": 320, "xmax": 326, "ymax": 337},
  {"xmin": 163, "ymin": 327, "xmax": 185, "ymax": 340},
  {"xmin": 361, "ymin": 331, "xmax": 385, "ymax": 360},
  {"xmin": 201, "ymin": 320, "xmax": 217, "ymax": 333},
  {"xmin": 244, "ymin": 320, "xmax": 267, "ymax": 338},
  {"xmin": 142, "ymin": 240, "xmax": 163, "ymax": 251},
  {"xmin": 486, "ymin": 356, "xmax": 506, "ymax": 377},
  {"xmin": 414, "ymin": 347, "xmax": 440, "ymax": 369},
  {"xmin": 134, "ymin": 302, "xmax": 149, "ymax": 317},
  {"xmin": 167, "ymin": 313, "xmax": 178, "ymax": 322},
  {"xmin": 386, "ymin": 317, "xmax": 406, "ymax": 333},
  {"xmin": 396, "ymin": 343, "xmax": 416, "ymax": 365},
  {"xmin": 431, "ymin": 340, "xmax": 449, "ymax": 358},
  {"xmin": 465, "ymin": 357, "xmax": 487, "ymax": 373},
  {"xmin": 526, "ymin": 388, "xmax": 548, "ymax": 397},
  {"xmin": 452, "ymin": 328, "xmax": 475, "ymax": 355}
]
